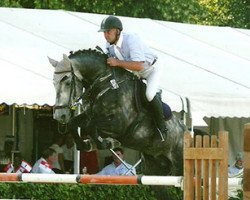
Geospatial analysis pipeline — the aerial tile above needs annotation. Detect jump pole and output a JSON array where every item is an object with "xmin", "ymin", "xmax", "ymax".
[
  {"xmin": 0, "ymin": 173, "xmax": 183, "ymax": 187},
  {"xmin": 0, "ymin": 173, "xmax": 182, "ymax": 186},
  {"xmin": 0, "ymin": 173, "xmax": 242, "ymax": 189}
]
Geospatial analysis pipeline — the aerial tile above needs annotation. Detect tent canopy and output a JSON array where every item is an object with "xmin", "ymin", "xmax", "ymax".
[{"xmin": 0, "ymin": 8, "xmax": 250, "ymax": 119}]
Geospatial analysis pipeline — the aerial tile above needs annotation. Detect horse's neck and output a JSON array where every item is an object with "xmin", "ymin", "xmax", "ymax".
[
  {"xmin": 74, "ymin": 54, "xmax": 129, "ymax": 89},
  {"xmin": 77, "ymin": 65, "xmax": 112, "ymax": 91}
]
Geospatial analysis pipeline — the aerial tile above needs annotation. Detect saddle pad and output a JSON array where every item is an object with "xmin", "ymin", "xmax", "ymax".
[{"xmin": 162, "ymin": 102, "xmax": 172, "ymax": 120}]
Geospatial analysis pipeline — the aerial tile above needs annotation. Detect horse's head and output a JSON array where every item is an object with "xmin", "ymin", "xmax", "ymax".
[
  {"xmin": 48, "ymin": 54, "xmax": 84, "ymax": 124},
  {"xmin": 49, "ymin": 49, "xmax": 114, "ymax": 124}
]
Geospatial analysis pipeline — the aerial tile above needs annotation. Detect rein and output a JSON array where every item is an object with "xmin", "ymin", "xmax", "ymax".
[
  {"xmin": 84, "ymin": 68, "xmax": 135, "ymax": 102},
  {"xmin": 54, "ymin": 51, "xmax": 137, "ymax": 110},
  {"xmin": 54, "ymin": 70, "xmax": 72, "ymax": 74}
]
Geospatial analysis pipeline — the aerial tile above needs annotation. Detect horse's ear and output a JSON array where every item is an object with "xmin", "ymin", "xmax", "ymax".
[
  {"xmin": 63, "ymin": 54, "xmax": 71, "ymax": 67},
  {"xmin": 48, "ymin": 57, "xmax": 58, "ymax": 67}
]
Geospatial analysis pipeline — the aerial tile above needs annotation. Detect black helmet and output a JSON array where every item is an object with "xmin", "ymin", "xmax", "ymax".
[{"xmin": 98, "ymin": 16, "xmax": 123, "ymax": 32}]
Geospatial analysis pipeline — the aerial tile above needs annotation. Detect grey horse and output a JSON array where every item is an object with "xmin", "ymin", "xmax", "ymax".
[{"xmin": 49, "ymin": 49, "xmax": 186, "ymax": 200}]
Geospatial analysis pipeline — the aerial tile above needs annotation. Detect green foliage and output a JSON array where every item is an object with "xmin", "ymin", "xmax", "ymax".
[
  {"xmin": 195, "ymin": 0, "xmax": 250, "ymax": 28},
  {"xmin": 228, "ymin": 190, "xmax": 243, "ymax": 200},
  {"xmin": 0, "ymin": 0, "xmax": 249, "ymax": 28},
  {"xmin": 0, "ymin": 0, "xmax": 21, "ymax": 7},
  {"xmin": 0, "ymin": 183, "xmax": 162, "ymax": 200}
]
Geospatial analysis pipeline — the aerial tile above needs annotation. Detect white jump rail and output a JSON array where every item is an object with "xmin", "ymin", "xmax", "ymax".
[{"xmin": 0, "ymin": 173, "xmax": 242, "ymax": 189}]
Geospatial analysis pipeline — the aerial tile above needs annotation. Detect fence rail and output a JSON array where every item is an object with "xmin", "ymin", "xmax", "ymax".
[{"xmin": 184, "ymin": 131, "xmax": 228, "ymax": 200}]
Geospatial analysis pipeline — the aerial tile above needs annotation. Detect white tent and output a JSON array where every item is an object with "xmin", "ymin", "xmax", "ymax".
[
  {"xmin": 0, "ymin": 8, "xmax": 250, "ymax": 162},
  {"xmin": 1, "ymin": 7, "xmax": 250, "ymax": 117}
]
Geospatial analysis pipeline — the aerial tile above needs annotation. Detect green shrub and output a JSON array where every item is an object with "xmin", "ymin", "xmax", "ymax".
[
  {"xmin": 0, "ymin": 183, "xmax": 158, "ymax": 200},
  {"xmin": 228, "ymin": 190, "xmax": 243, "ymax": 200}
]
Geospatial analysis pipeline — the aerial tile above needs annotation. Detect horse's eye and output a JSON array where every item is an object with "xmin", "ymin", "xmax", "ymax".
[
  {"xmin": 60, "ymin": 76, "xmax": 71, "ymax": 86},
  {"xmin": 61, "ymin": 75, "xmax": 69, "ymax": 82},
  {"xmin": 65, "ymin": 81, "xmax": 71, "ymax": 86}
]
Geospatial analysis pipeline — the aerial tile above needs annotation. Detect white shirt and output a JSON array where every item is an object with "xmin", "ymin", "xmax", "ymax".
[
  {"xmin": 50, "ymin": 144, "xmax": 63, "ymax": 170},
  {"xmin": 106, "ymin": 31, "xmax": 160, "ymax": 101},
  {"xmin": 62, "ymin": 144, "xmax": 74, "ymax": 161},
  {"xmin": 97, "ymin": 162, "xmax": 136, "ymax": 176},
  {"xmin": 31, "ymin": 158, "xmax": 55, "ymax": 174},
  {"xmin": 228, "ymin": 165, "xmax": 243, "ymax": 177},
  {"xmin": 106, "ymin": 32, "xmax": 157, "ymax": 65}
]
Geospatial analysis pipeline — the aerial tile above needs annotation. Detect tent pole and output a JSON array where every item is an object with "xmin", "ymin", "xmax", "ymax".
[
  {"xmin": 12, "ymin": 104, "xmax": 15, "ymax": 137},
  {"xmin": 11, "ymin": 104, "xmax": 16, "ymax": 164},
  {"xmin": 74, "ymin": 103, "xmax": 81, "ymax": 174}
]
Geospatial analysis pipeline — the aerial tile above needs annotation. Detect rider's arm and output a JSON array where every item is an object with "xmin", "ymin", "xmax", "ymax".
[{"xmin": 107, "ymin": 57, "xmax": 144, "ymax": 71}]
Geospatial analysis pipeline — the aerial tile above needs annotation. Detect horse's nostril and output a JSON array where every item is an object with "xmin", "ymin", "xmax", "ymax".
[{"xmin": 61, "ymin": 114, "xmax": 66, "ymax": 120}]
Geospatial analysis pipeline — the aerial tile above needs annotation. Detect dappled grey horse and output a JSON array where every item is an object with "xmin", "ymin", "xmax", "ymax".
[{"xmin": 49, "ymin": 49, "xmax": 186, "ymax": 199}]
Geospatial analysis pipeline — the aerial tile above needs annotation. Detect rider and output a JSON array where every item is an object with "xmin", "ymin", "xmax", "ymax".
[{"xmin": 98, "ymin": 15, "xmax": 168, "ymax": 136}]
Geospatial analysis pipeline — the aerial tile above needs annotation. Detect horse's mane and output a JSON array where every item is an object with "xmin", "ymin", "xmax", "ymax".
[
  {"xmin": 68, "ymin": 49, "xmax": 108, "ymax": 60},
  {"xmin": 68, "ymin": 48, "xmax": 138, "ymax": 80}
]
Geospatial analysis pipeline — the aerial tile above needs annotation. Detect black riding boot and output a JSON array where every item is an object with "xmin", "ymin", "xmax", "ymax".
[{"xmin": 149, "ymin": 93, "xmax": 168, "ymax": 139}]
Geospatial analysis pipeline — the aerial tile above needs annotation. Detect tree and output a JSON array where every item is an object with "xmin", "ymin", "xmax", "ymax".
[{"xmin": 1, "ymin": 0, "xmax": 249, "ymax": 28}]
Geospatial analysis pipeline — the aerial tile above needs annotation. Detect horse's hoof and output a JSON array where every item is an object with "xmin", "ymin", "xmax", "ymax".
[
  {"xmin": 75, "ymin": 140, "xmax": 92, "ymax": 151},
  {"xmin": 108, "ymin": 139, "xmax": 121, "ymax": 149},
  {"xmin": 96, "ymin": 139, "xmax": 112, "ymax": 150},
  {"xmin": 76, "ymin": 142, "xmax": 86, "ymax": 151}
]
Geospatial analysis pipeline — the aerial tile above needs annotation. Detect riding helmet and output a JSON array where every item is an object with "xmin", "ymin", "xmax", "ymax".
[{"xmin": 98, "ymin": 16, "xmax": 123, "ymax": 32}]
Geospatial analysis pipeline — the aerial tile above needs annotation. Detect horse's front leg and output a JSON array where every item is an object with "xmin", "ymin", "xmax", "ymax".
[
  {"xmin": 90, "ymin": 127, "xmax": 120, "ymax": 150},
  {"xmin": 68, "ymin": 113, "xmax": 95, "ymax": 151}
]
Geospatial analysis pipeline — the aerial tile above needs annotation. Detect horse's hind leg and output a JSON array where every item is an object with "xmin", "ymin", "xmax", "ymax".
[
  {"xmin": 142, "ymin": 153, "xmax": 172, "ymax": 176},
  {"xmin": 150, "ymin": 185, "xmax": 183, "ymax": 200}
]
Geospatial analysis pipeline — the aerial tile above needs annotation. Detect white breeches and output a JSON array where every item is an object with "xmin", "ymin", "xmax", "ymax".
[
  {"xmin": 140, "ymin": 61, "xmax": 161, "ymax": 102},
  {"xmin": 146, "ymin": 66, "xmax": 160, "ymax": 101}
]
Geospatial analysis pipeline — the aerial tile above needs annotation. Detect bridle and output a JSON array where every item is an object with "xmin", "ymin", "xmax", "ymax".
[
  {"xmin": 53, "ymin": 53, "xmax": 131, "ymax": 112},
  {"xmin": 53, "ymin": 66, "xmax": 80, "ymax": 111}
]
